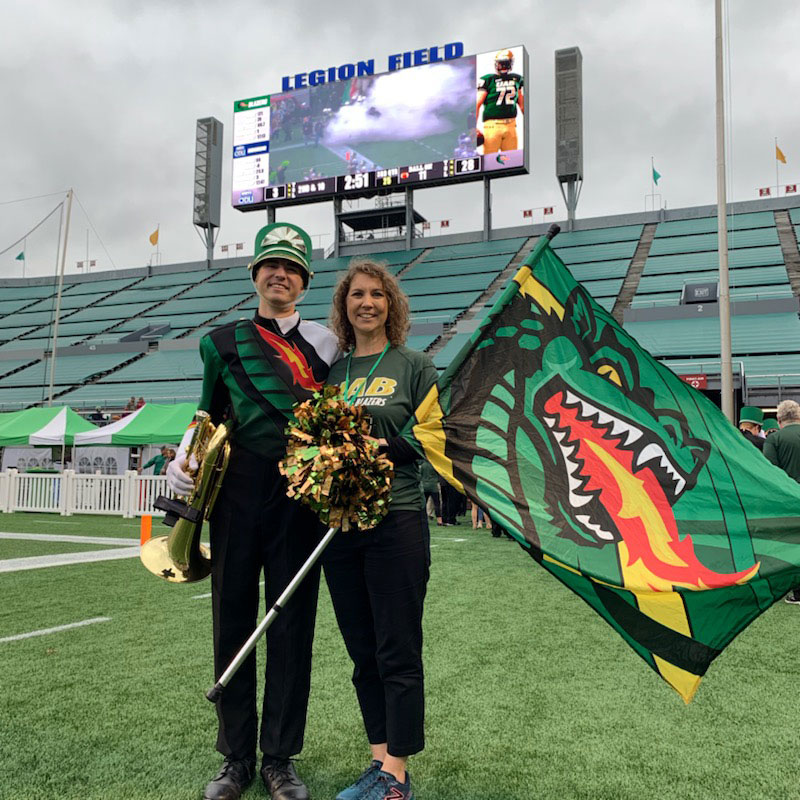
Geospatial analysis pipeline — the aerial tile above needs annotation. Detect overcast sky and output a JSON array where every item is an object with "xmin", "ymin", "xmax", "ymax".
[{"xmin": 2, "ymin": 0, "xmax": 799, "ymax": 279}]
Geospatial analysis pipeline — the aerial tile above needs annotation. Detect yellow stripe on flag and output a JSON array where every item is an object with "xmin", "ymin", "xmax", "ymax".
[{"xmin": 412, "ymin": 385, "xmax": 463, "ymax": 492}]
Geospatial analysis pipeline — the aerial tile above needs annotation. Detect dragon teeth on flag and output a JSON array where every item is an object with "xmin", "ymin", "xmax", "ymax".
[{"xmin": 402, "ymin": 230, "xmax": 800, "ymax": 703}]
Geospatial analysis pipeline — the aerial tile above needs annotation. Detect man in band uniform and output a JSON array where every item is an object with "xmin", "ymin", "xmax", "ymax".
[
  {"xmin": 476, "ymin": 48, "xmax": 524, "ymax": 154},
  {"xmin": 167, "ymin": 222, "xmax": 339, "ymax": 800}
]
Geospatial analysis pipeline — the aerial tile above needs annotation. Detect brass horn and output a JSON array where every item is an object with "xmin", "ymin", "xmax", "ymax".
[{"xmin": 140, "ymin": 411, "xmax": 233, "ymax": 583}]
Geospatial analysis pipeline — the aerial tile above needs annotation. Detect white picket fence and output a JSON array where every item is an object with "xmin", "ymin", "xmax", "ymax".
[{"xmin": 0, "ymin": 470, "xmax": 170, "ymax": 518}]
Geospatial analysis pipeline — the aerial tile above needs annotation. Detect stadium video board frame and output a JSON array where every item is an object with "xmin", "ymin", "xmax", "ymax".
[{"xmin": 232, "ymin": 45, "xmax": 529, "ymax": 210}]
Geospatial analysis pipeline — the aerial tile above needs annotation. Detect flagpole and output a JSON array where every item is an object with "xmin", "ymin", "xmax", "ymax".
[
  {"xmin": 651, "ymin": 156, "xmax": 655, "ymax": 208},
  {"xmin": 48, "ymin": 188, "xmax": 73, "ymax": 408},
  {"xmin": 715, "ymin": 0, "xmax": 734, "ymax": 423},
  {"xmin": 775, "ymin": 137, "xmax": 780, "ymax": 196},
  {"xmin": 22, "ymin": 239, "xmax": 26, "ymax": 279}
]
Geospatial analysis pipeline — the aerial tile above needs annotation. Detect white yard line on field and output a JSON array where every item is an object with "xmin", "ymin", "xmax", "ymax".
[
  {"xmin": 0, "ymin": 532, "xmax": 139, "ymax": 546},
  {"xmin": 0, "ymin": 548, "xmax": 141, "ymax": 573},
  {"xmin": 0, "ymin": 617, "xmax": 111, "ymax": 643},
  {"xmin": 429, "ymin": 536, "xmax": 467, "ymax": 542}
]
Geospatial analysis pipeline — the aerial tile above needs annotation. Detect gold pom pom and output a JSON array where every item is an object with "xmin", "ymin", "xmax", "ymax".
[{"xmin": 279, "ymin": 385, "xmax": 394, "ymax": 531}]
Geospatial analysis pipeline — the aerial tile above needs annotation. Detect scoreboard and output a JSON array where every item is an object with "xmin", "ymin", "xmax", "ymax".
[{"xmin": 232, "ymin": 45, "xmax": 528, "ymax": 210}]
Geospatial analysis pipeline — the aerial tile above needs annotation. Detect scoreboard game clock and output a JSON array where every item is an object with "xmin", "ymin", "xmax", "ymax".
[{"xmin": 231, "ymin": 45, "xmax": 529, "ymax": 211}]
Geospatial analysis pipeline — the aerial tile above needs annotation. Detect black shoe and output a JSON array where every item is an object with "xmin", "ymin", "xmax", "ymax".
[
  {"xmin": 785, "ymin": 592, "xmax": 800, "ymax": 605},
  {"xmin": 261, "ymin": 758, "xmax": 310, "ymax": 800},
  {"xmin": 204, "ymin": 758, "xmax": 255, "ymax": 800}
]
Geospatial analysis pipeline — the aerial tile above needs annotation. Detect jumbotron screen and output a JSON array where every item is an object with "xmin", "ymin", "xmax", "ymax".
[{"xmin": 231, "ymin": 45, "xmax": 529, "ymax": 209}]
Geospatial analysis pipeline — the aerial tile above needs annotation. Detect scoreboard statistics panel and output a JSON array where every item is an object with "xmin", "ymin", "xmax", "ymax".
[{"xmin": 232, "ymin": 45, "xmax": 528, "ymax": 210}]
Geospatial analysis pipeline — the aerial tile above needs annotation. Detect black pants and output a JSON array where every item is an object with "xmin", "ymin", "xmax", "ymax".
[
  {"xmin": 424, "ymin": 489, "xmax": 440, "ymax": 518},
  {"xmin": 323, "ymin": 509, "xmax": 430, "ymax": 757},
  {"xmin": 209, "ymin": 447, "xmax": 323, "ymax": 761},
  {"xmin": 440, "ymin": 480, "xmax": 460, "ymax": 525}
]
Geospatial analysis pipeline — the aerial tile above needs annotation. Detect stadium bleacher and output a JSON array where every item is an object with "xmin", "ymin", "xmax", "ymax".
[{"xmin": 2, "ymin": 195, "xmax": 800, "ymax": 412}]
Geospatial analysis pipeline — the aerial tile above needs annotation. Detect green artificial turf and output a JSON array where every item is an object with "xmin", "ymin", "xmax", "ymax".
[
  {"xmin": 0, "ymin": 514, "xmax": 797, "ymax": 799},
  {"xmin": 0, "ymin": 512, "xmax": 142, "ymax": 539},
  {"xmin": 0, "ymin": 539, "xmax": 127, "ymax": 559}
]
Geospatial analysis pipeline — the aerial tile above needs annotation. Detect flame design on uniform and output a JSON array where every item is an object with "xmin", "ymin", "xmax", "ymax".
[{"xmin": 255, "ymin": 325, "xmax": 321, "ymax": 391}]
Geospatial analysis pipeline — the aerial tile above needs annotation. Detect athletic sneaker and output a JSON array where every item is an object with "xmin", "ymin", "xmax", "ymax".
[
  {"xmin": 784, "ymin": 592, "xmax": 800, "ymax": 604},
  {"xmin": 358, "ymin": 769, "xmax": 414, "ymax": 800},
  {"xmin": 335, "ymin": 760, "xmax": 382, "ymax": 800}
]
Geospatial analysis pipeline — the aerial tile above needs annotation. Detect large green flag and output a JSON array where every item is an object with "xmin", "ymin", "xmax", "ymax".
[{"xmin": 404, "ymin": 228, "xmax": 800, "ymax": 702}]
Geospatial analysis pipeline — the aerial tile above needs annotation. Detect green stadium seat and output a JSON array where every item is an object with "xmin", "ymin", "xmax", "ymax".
[
  {"xmin": 556, "ymin": 241, "xmax": 638, "ymax": 265},
  {"xmin": 420, "ymin": 238, "xmax": 527, "ymax": 262},
  {"xmin": 649, "ymin": 228, "xmax": 779, "ymax": 256},
  {"xmin": 552, "ymin": 225, "xmax": 643, "ymax": 248},
  {"xmin": 654, "ymin": 211, "xmax": 777, "ymax": 237},
  {"xmin": 643, "ymin": 246, "xmax": 784, "ymax": 275}
]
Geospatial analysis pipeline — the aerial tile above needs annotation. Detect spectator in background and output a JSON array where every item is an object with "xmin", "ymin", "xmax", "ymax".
[
  {"xmin": 439, "ymin": 475, "xmax": 460, "ymax": 526},
  {"xmin": 89, "ymin": 406, "xmax": 108, "ymax": 424},
  {"xmin": 124, "ymin": 396, "xmax": 136, "ymax": 413},
  {"xmin": 420, "ymin": 461, "xmax": 442, "ymax": 526},
  {"xmin": 162, "ymin": 449, "xmax": 176, "ymax": 475},
  {"xmin": 136, "ymin": 396, "xmax": 146, "ymax": 409},
  {"xmin": 139, "ymin": 446, "xmax": 168, "ymax": 475},
  {"xmin": 471, "ymin": 502, "xmax": 486, "ymax": 529},
  {"xmin": 762, "ymin": 418, "xmax": 779, "ymax": 437},
  {"xmin": 738, "ymin": 406, "xmax": 764, "ymax": 451},
  {"xmin": 764, "ymin": 400, "xmax": 800, "ymax": 604}
]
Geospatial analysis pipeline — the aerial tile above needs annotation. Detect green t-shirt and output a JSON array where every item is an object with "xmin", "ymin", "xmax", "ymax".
[
  {"xmin": 328, "ymin": 345, "xmax": 438, "ymax": 511},
  {"xmin": 478, "ymin": 73, "xmax": 524, "ymax": 120},
  {"xmin": 143, "ymin": 454, "xmax": 167, "ymax": 474}
]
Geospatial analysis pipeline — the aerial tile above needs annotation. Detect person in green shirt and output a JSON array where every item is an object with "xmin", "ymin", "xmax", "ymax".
[
  {"xmin": 764, "ymin": 400, "xmax": 800, "ymax": 605},
  {"xmin": 139, "ymin": 445, "xmax": 168, "ymax": 475},
  {"xmin": 324, "ymin": 259, "xmax": 438, "ymax": 800}
]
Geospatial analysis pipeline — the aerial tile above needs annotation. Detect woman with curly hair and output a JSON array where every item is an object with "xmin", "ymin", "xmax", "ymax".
[{"xmin": 325, "ymin": 259, "xmax": 438, "ymax": 800}]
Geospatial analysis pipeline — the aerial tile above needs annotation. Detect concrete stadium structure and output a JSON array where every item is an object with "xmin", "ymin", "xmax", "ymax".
[{"xmin": 2, "ymin": 193, "xmax": 800, "ymax": 412}]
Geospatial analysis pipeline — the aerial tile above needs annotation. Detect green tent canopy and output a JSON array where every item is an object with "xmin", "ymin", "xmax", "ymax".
[
  {"xmin": 72, "ymin": 403, "xmax": 196, "ymax": 446},
  {"xmin": 0, "ymin": 407, "xmax": 98, "ymax": 446}
]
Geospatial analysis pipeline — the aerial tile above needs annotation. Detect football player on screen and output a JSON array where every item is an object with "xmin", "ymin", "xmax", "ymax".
[{"xmin": 476, "ymin": 49, "xmax": 524, "ymax": 154}]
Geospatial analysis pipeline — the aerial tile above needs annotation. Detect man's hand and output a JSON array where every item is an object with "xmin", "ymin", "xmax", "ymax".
[{"xmin": 166, "ymin": 453, "xmax": 197, "ymax": 497}]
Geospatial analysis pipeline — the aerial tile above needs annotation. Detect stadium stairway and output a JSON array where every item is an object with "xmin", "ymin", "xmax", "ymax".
[
  {"xmin": 426, "ymin": 234, "xmax": 537, "ymax": 359},
  {"xmin": 612, "ymin": 222, "xmax": 657, "ymax": 323},
  {"xmin": 49, "ymin": 350, "xmax": 152, "ymax": 403},
  {"xmin": 0, "ymin": 274, "xmax": 149, "ymax": 348},
  {"xmin": 79, "ymin": 268, "xmax": 223, "ymax": 344},
  {"xmin": 394, "ymin": 248, "xmax": 434, "ymax": 278},
  {"xmin": 33, "ymin": 269, "xmax": 231, "ymax": 401},
  {"xmin": 174, "ymin": 293, "xmax": 253, "ymax": 338},
  {"xmin": 774, "ymin": 210, "xmax": 800, "ymax": 297}
]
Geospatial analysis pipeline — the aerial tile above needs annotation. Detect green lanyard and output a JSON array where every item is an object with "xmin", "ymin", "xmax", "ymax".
[{"xmin": 343, "ymin": 342, "xmax": 390, "ymax": 405}]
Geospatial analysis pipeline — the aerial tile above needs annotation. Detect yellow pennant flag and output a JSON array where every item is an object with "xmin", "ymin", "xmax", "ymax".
[
  {"xmin": 776, "ymin": 144, "xmax": 787, "ymax": 164},
  {"xmin": 149, "ymin": 227, "xmax": 159, "ymax": 246}
]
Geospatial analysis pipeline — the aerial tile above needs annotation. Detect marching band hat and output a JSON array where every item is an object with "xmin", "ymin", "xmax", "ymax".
[
  {"xmin": 249, "ymin": 222, "xmax": 314, "ymax": 287},
  {"xmin": 738, "ymin": 406, "xmax": 764, "ymax": 425},
  {"xmin": 762, "ymin": 417, "xmax": 779, "ymax": 432}
]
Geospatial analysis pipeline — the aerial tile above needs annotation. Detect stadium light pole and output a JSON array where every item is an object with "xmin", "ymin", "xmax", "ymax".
[
  {"xmin": 47, "ymin": 188, "xmax": 73, "ymax": 407},
  {"xmin": 715, "ymin": 0, "xmax": 734, "ymax": 423}
]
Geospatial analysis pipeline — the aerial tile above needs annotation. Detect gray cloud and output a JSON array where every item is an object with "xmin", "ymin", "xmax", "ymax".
[{"xmin": 2, "ymin": 0, "xmax": 799, "ymax": 278}]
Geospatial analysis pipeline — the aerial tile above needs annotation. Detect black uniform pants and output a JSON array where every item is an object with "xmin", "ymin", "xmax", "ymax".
[
  {"xmin": 322, "ymin": 509, "xmax": 430, "ymax": 757},
  {"xmin": 209, "ymin": 447, "xmax": 323, "ymax": 761},
  {"xmin": 439, "ymin": 479, "xmax": 460, "ymax": 525}
]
